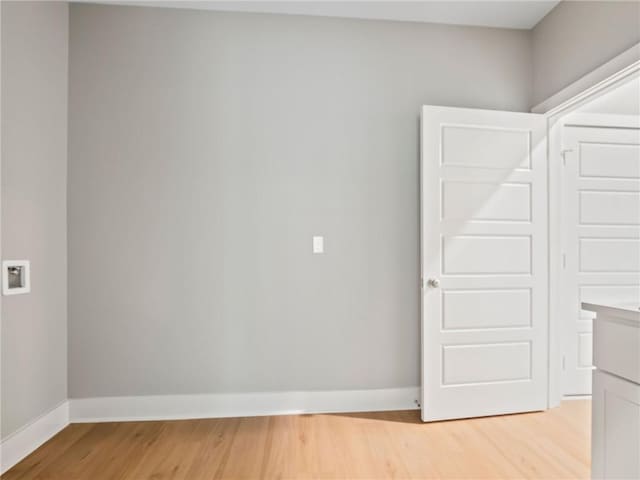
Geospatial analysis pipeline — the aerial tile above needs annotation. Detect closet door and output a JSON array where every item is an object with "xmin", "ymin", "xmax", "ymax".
[
  {"xmin": 562, "ymin": 122, "xmax": 640, "ymax": 395},
  {"xmin": 421, "ymin": 106, "xmax": 548, "ymax": 421}
]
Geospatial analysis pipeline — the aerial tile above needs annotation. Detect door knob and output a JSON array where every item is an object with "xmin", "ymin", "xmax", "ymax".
[{"xmin": 427, "ymin": 278, "xmax": 440, "ymax": 288}]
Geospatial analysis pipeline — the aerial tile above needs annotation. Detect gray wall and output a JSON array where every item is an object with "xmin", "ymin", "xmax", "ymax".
[
  {"xmin": 1, "ymin": 1, "xmax": 68, "ymax": 437},
  {"xmin": 532, "ymin": 1, "xmax": 640, "ymax": 106},
  {"xmin": 68, "ymin": 4, "xmax": 531, "ymax": 398}
]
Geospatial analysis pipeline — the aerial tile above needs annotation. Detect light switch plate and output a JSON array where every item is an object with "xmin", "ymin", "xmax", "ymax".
[
  {"xmin": 313, "ymin": 236, "xmax": 324, "ymax": 254},
  {"xmin": 2, "ymin": 260, "xmax": 31, "ymax": 295}
]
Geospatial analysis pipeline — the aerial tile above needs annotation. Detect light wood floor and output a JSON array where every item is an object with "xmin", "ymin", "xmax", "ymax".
[{"xmin": 3, "ymin": 400, "xmax": 590, "ymax": 480}]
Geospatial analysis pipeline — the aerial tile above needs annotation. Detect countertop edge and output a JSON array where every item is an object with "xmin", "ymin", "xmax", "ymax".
[{"xmin": 582, "ymin": 302, "xmax": 640, "ymax": 325}]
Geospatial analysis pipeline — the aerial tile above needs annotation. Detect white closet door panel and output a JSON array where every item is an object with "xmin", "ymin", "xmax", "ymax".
[
  {"xmin": 579, "ymin": 142, "xmax": 640, "ymax": 178},
  {"xmin": 580, "ymin": 238, "xmax": 640, "ymax": 272},
  {"xmin": 580, "ymin": 191, "xmax": 640, "ymax": 225}
]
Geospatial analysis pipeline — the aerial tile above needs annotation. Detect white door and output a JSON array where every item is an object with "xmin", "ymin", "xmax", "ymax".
[
  {"xmin": 562, "ymin": 122, "xmax": 640, "ymax": 395},
  {"xmin": 421, "ymin": 106, "xmax": 548, "ymax": 422}
]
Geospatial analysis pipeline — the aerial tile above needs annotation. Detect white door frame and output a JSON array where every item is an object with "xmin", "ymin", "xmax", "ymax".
[{"xmin": 537, "ymin": 42, "xmax": 640, "ymax": 408}]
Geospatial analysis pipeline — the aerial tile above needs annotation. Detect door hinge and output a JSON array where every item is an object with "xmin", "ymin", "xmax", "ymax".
[
  {"xmin": 560, "ymin": 149, "xmax": 573, "ymax": 166},
  {"xmin": 562, "ymin": 253, "xmax": 567, "ymax": 269},
  {"xmin": 562, "ymin": 355, "xmax": 566, "ymax": 370}
]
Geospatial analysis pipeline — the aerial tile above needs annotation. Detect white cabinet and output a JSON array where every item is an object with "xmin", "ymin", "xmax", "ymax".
[
  {"xmin": 583, "ymin": 303, "xmax": 640, "ymax": 480},
  {"xmin": 591, "ymin": 371, "xmax": 640, "ymax": 479}
]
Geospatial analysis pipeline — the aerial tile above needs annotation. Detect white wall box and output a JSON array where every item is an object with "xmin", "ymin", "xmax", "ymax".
[
  {"xmin": 2, "ymin": 260, "xmax": 31, "ymax": 296},
  {"xmin": 312, "ymin": 236, "xmax": 324, "ymax": 254}
]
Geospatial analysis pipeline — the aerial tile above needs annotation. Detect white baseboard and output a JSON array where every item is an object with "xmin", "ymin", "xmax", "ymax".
[
  {"xmin": 70, "ymin": 387, "xmax": 420, "ymax": 423},
  {"xmin": 0, "ymin": 401, "xmax": 69, "ymax": 475},
  {"xmin": 562, "ymin": 394, "xmax": 592, "ymax": 401},
  {"xmin": 0, "ymin": 388, "xmax": 418, "ymax": 471}
]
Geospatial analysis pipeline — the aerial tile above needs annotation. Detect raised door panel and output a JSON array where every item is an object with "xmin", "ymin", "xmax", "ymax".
[
  {"xmin": 441, "ymin": 126, "xmax": 531, "ymax": 169},
  {"xmin": 442, "ymin": 236, "xmax": 532, "ymax": 275},
  {"xmin": 442, "ymin": 289, "xmax": 531, "ymax": 330},
  {"xmin": 442, "ymin": 342, "xmax": 531, "ymax": 385},
  {"xmin": 442, "ymin": 182, "xmax": 531, "ymax": 222},
  {"xmin": 580, "ymin": 143, "xmax": 640, "ymax": 178}
]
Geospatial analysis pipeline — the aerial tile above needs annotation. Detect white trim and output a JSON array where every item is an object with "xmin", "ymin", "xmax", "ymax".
[
  {"xmin": 562, "ymin": 113, "xmax": 640, "ymax": 129},
  {"xmin": 547, "ymin": 114, "xmax": 563, "ymax": 408},
  {"xmin": 562, "ymin": 395, "xmax": 592, "ymax": 401},
  {"xmin": 532, "ymin": 42, "xmax": 640, "ymax": 115},
  {"xmin": 0, "ymin": 401, "xmax": 69, "ymax": 475},
  {"xmin": 69, "ymin": 387, "xmax": 420, "ymax": 423}
]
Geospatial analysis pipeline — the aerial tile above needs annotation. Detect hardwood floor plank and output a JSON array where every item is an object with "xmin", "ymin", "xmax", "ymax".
[
  {"xmin": 180, "ymin": 418, "xmax": 241, "ymax": 480},
  {"xmin": 83, "ymin": 421, "xmax": 166, "ymax": 480},
  {"xmin": 31, "ymin": 423, "xmax": 130, "ymax": 479},
  {"xmin": 1, "ymin": 400, "xmax": 591, "ymax": 480},
  {"xmin": 218, "ymin": 416, "xmax": 271, "ymax": 479},
  {"xmin": 1, "ymin": 424, "xmax": 94, "ymax": 480}
]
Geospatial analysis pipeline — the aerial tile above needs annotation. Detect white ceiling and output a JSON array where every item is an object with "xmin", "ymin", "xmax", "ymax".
[
  {"xmin": 77, "ymin": 1, "xmax": 561, "ymax": 29},
  {"xmin": 578, "ymin": 77, "xmax": 640, "ymax": 116}
]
